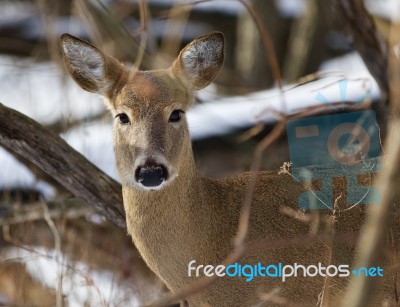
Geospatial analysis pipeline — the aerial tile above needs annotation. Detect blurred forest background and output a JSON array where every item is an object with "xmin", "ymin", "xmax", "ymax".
[{"xmin": 0, "ymin": 0, "xmax": 397, "ymax": 306}]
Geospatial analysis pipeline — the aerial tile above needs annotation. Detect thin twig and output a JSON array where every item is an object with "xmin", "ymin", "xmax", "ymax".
[
  {"xmin": 41, "ymin": 199, "xmax": 63, "ymax": 307},
  {"xmin": 130, "ymin": 0, "xmax": 148, "ymax": 73}
]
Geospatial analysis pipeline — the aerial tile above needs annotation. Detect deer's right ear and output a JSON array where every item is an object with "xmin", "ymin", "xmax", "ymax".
[{"xmin": 60, "ymin": 34, "xmax": 126, "ymax": 98}]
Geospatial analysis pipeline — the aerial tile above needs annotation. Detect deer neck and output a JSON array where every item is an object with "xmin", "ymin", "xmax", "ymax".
[{"xmin": 121, "ymin": 142, "xmax": 217, "ymax": 283}]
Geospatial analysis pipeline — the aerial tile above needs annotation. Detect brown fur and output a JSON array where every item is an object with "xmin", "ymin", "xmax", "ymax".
[{"xmin": 61, "ymin": 32, "xmax": 400, "ymax": 306}]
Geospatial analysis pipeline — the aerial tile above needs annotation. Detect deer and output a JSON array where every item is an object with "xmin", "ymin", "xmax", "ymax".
[{"xmin": 60, "ymin": 32, "xmax": 400, "ymax": 306}]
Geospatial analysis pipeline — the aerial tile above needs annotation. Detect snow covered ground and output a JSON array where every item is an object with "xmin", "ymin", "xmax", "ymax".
[{"xmin": 1, "ymin": 246, "xmax": 141, "ymax": 306}]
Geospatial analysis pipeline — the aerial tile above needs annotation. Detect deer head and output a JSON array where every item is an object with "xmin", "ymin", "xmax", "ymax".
[{"xmin": 61, "ymin": 33, "xmax": 224, "ymax": 190}]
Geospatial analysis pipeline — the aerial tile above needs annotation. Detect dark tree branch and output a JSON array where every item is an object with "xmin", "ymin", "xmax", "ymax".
[
  {"xmin": 0, "ymin": 102, "xmax": 126, "ymax": 229},
  {"xmin": 335, "ymin": 0, "xmax": 389, "ymax": 99},
  {"xmin": 3, "ymin": 111, "xmax": 109, "ymax": 191}
]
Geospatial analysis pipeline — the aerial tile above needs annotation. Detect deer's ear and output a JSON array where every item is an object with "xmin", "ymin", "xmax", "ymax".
[
  {"xmin": 60, "ymin": 34, "xmax": 126, "ymax": 98},
  {"xmin": 172, "ymin": 32, "xmax": 224, "ymax": 90}
]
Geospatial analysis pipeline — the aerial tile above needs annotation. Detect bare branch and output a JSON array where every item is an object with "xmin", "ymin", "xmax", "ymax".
[
  {"xmin": 0, "ymin": 198, "xmax": 89, "ymax": 225},
  {"xmin": 335, "ymin": 0, "xmax": 389, "ymax": 98}
]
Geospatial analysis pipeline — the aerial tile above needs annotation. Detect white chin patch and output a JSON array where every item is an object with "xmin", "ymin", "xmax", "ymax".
[{"xmin": 138, "ymin": 180, "xmax": 167, "ymax": 191}]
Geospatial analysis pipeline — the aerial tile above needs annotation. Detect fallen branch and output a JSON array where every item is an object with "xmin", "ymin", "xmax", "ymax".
[
  {"xmin": 0, "ymin": 198, "xmax": 89, "ymax": 225},
  {"xmin": 0, "ymin": 102, "xmax": 126, "ymax": 229}
]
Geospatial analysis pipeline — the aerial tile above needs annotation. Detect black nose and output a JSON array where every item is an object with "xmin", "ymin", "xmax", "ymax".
[{"xmin": 135, "ymin": 165, "xmax": 167, "ymax": 187}]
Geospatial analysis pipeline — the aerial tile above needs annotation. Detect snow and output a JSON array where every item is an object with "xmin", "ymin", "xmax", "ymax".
[
  {"xmin": 0, "ymin": 56, "xmax": 104, "ymax": 125},
  {"xmin": 0, "ymin": 56, "xmax": 113, "ymax": 197},
  {"xmin": 0, "ymin": 147, "xmax": 55, "ymax": 198},
  {"xmin": 0, "ymin": 2, "xmax": 35, "ymax": 20},
  {"xmin": 62, "ymin": 122, "xmax": 119, "ymax": 181},
  {"xmin": 122, "ymin": 0, "xmax": 245, "ymax": 15},
  {"xmin": 274, "ymin": 0, "xmax": 307, "ymax": 18},
  {"xmin": 0, "ymin": 1, "xmax": 86, "ymax": 40},
  {"xmin": 273, "ymin": 0, "xmax": 400, "ymax": 21},
  {"xmin": 1, "ymin": 247, "xmax": 140, "ymax": 306},
  {"xmin": 364, "ymin": 0, "xmax": 400, "ymax": 22},
  {"xmin": 189, "ymin": 52, "xmax": 380, "ymax": 139}
]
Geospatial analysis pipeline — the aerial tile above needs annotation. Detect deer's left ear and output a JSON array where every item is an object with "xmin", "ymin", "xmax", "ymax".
[{"xmin": 172, "ymin": 32, "xmax": 224, "ymax": 90}]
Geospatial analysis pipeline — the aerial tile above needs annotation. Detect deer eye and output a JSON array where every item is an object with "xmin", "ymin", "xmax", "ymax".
[
  {"xmin": 116, "ymin": 113, "xmax": 130, "ymax": 125},
  {"xmin": 169, "ymin": 109, "xmax": 184, "ymax": 123}
]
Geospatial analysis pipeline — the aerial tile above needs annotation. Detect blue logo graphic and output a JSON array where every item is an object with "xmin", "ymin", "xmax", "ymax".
[
  {"xmin": 286, "ymin": 82, "xmax": 381, "ymax": 209},
  {"xmin": 351, "ymin": 266, "xmax": 383, "ymax": 277}
]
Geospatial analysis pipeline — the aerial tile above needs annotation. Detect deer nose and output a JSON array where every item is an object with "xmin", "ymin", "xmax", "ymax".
[{"xmin": 135, "ymin": 164, "xmax": 168, "ymax": 187}]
